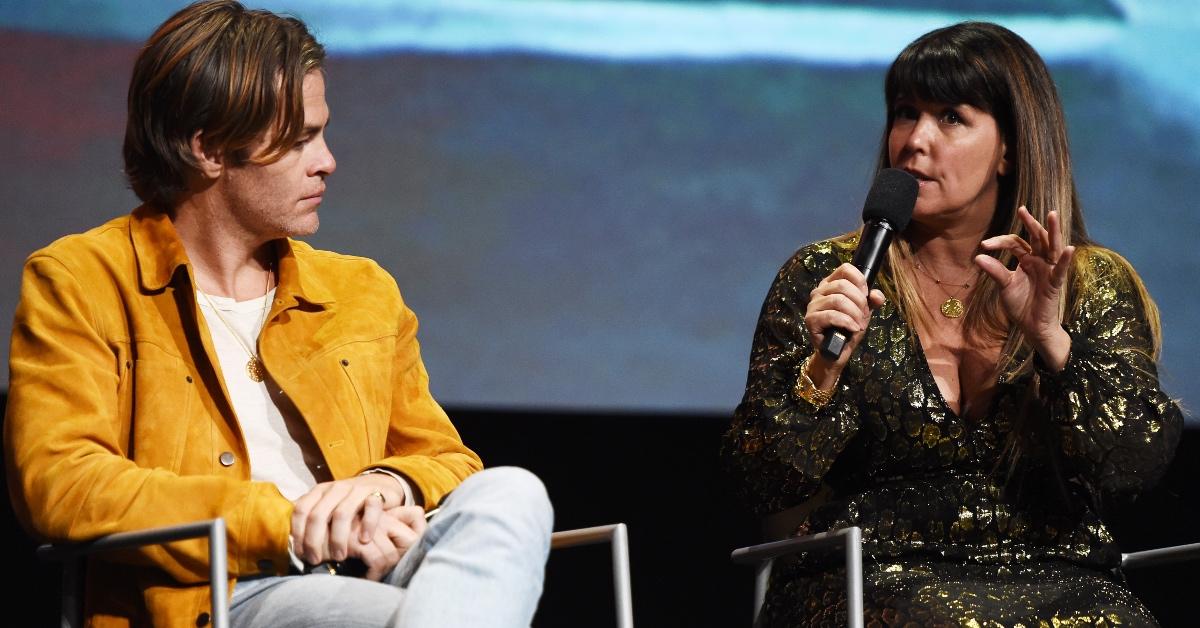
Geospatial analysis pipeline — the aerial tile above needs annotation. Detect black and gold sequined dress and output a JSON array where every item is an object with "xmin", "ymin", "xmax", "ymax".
[{"xmin": 723, "ymin": 239, "xmax": 1183, "ymax": 627}]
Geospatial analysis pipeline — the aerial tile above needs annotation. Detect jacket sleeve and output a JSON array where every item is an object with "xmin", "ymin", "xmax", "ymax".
[
  {"xmin": 722, "ymin": 245, "xmax": 862, "ymax": 515},
  {"xmin": 1039, "ymin": 250, "xmax": 1183, "ymax": 505},
  {"xmin": 4, "ymin": 254, "xmax": 294, "ymax": 582},
  {"xmin": 357, "ymin": 294, "xmax": 483, "ymax": 509}
]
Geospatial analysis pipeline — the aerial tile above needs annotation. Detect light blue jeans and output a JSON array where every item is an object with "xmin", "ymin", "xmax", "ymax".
[{"xmin": 229, "ymin": 467, "xmax": 554, "ymax": 627}]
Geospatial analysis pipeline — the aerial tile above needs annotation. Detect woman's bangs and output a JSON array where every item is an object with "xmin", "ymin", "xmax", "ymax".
[{"xmin": 887, "ymin": 42, "xmax": 992, "ymax": 111}]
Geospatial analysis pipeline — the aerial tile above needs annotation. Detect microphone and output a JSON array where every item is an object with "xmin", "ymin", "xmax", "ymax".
[{"xmin": 818, "ymin": 168, "xmax": 917, "ymax": 361}]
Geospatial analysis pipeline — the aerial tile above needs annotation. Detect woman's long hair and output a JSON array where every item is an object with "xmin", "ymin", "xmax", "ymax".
[{"xmin": 855, "ymin": 22, "xmax": 1162, "ymax": 485}]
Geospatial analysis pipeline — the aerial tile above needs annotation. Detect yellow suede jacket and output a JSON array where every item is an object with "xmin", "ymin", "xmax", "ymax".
[{"xmin": 4, "ymin": 208, "xmax": 482, "ymax": 627}]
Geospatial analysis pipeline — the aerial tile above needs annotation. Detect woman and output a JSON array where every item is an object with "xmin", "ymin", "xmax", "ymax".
[{"xmin": 723, "ymin": 22, "xmax": 1182, "ymax": 627}]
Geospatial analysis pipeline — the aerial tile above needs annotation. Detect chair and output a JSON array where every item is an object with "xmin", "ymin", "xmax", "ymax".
[
  {"xmin": 730, "ymin": 526, "xmax": 863, "ymax": 628},
  {"xmin": 732, "ymin": 527, "xmax": 1200, "ymax": 628},
  {"xmin": 39, "ymin": 519, "xmax": 633, "ymax": 628},
  {"xmin": 550, "ymin": 523, "xmax": 634, "ymax": 628},
  {"xmin": 37, "ymin": 519, "xmax": 230, "ymax": 628}
]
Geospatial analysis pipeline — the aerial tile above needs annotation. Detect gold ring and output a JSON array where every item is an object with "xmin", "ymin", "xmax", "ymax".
[{"xmin": 368, "ymin": 490, "xmax": 385, "ymax": 504}]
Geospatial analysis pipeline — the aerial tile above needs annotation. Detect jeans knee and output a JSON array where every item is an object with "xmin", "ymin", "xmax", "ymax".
[{"xmin": 458, "ymin": 466, "xmax": 553, "ymax": 536}]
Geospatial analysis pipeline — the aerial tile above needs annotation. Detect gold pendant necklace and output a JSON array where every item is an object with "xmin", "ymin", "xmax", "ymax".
[
  {"xmin": 245, "ymin": 357, "xmax": 266, "ymax": 382},
  {"xmin": 939, "ymin": 296, "xmax": 965, "ymax": 318},
  {"xmin": 914, "ymin": 258, "xmax": 973, "ymax": 319},
  {"xmin": 198, "ymin": 266, "xmax": 274, "ymax": 382}
]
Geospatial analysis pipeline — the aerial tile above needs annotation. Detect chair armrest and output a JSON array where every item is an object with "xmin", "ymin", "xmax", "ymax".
[
  {"xmin": 731, "ymin": 526, "xmax": 863, "ymax": 628},
  {"xmin": 1121, "ymin": 542, "xmax": 1200, "ymax": 570},
  {"xmin": 731, "ymin": 526, "xmax": 859, "ymax": 564},
  {"xmin": 37, "ymin": 519, "xmax": 229, "ymax": 628},
  {"xmin": 551, "ymin": 524, "xmax": 632, "ymax": 628}
]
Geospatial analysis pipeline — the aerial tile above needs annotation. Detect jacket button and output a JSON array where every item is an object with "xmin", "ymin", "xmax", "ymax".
[
  {"xmin": 340, "ymin": 358, "xmax": 350, "ymax": 367},
  {"xmin": 196, "ymin": 611, "xmax": 210, "ymax": 626},
  {"xmin": 185, "ymin": 375, "xmax": 193, "ymax": 383},
  {"xmin": 219, "ymin": 452, "xmax": 236, "ymax": 467}
]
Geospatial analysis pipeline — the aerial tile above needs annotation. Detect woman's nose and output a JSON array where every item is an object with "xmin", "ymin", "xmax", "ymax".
[{"xmin": 903, "ymin": 116, "xmax": 935, "ymax": 152}]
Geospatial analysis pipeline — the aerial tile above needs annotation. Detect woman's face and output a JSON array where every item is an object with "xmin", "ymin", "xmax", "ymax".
[{"xmin": 887, "ymin": 97, "xmax": 1008, "ymax": 230}]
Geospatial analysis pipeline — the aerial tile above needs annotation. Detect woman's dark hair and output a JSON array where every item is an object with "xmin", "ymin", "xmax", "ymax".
[
  {"xmin": 864, "ymin": 22, "xmax": 1162, "ymax": 488},
  {"xmin": 871, "ymin": 22, "xmax": 1092, "ymax": 360}
]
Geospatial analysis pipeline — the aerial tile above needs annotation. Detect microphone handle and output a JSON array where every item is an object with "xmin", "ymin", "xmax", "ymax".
[{"xmin": 818, "ymin": 221, "xmax": 896, "ymax": 361}]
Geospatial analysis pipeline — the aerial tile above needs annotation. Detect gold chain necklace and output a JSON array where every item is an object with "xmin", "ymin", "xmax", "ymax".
[
  {"xmin": 914, "ymin": 258, "xmax": 973, "ymax": 319},
  {"xmin": 197, "ymin": 267, "xmax": 273, "ymax": 382}
]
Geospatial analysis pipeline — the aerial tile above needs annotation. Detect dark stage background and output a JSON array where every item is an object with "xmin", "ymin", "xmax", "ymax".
[{"xmin": 2, "ymin": 399, "xmax": 1198, "ymax": 625}]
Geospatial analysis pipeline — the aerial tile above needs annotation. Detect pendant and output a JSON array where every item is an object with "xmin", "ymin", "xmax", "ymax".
[
  {"xmin": 246, "ymin": 357, "xmax": 265, "ymax": 382},
  {"xmin": 940, "ymin": 297, "xmax": 965, "ymax": 318}
]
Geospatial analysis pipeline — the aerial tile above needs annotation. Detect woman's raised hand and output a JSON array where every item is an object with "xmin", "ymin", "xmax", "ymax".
[{"xmin": 975, "ymin": 206, "xmax": 1074, "ymax": 370}]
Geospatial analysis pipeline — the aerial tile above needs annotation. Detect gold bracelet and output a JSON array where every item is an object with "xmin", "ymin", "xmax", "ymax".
[{"xmin": 793, "ymin": 355, "xmax": 835, "ymax": 408}]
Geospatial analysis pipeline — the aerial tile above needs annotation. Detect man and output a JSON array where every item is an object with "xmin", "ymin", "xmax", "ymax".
[{"xmin": 4, "ymin": 2, "xmax": 552, "ymax": 626}]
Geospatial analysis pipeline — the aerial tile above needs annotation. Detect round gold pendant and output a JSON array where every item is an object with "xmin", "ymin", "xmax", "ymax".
[
  {"xmin": 940, "ymin": 297, "xmax": 965, "ymax": 318},
  {"xmin": 246, "ymin": 358, "xmax": 265, "ymax": 382}
]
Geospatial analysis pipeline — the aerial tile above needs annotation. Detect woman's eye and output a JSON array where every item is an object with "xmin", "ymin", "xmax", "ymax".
[{"xmin": 941, "ymin": 109, "xmax": 963, "ymax": 125}]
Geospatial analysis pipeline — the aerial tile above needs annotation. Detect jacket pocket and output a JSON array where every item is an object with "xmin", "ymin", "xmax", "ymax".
[
  {"xmin": 129, "ymin": 349, "xmax": 194, "ymax": 474},
  {"xmin": 330, "ymin": 336, "xmax": 397, "ymax": 459}
]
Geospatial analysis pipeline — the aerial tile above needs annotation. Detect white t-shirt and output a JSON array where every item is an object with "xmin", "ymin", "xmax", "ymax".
[{"xmin": 196, "ymin": 288, "xmax": 320, "ymax": 501}]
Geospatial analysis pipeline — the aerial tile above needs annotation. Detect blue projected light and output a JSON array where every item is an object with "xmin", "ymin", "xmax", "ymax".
[{"xmin": 1, "ymin": 0, "xmax": 1198, "ymax": 418}]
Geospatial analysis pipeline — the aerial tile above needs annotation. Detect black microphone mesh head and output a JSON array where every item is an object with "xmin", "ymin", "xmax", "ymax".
[{"xmin": 862, "ymin": 168, "xmax": 917, "ymax": 231}]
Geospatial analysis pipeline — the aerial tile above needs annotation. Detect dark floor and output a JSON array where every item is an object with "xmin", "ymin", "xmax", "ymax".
[{"xmin": 3, "ymin": 402, "xmax": 1197, "ymax": 626}]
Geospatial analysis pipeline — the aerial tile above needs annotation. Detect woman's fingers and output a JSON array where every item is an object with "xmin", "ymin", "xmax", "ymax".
[
  {"xmin": 812, "ymin": 277, "xmax": 869, "ymax": 313},
  {"xmin": 806, "ymin": 292, "xmax": 866, "ymax": 333},
  {"xmin": 1017, "ymin": 206, "xmax": 1070, "ymax": 264},
  {"xmin": 973, "ymin": 254, "xmax": 1012, "ymax": 287},
  {"xmin": 1046, "ymin": 210, "xmax": 1064, "ymax": 261},
  {"xmin": 1016, "ymin": 206, "xmax": 1048, "ymax": 257},
  {"xmin": 805, "ymin": 309, "xmax": 862, "ymax": 335},
  {"xmin": 811, "ymin": 290, "xmax": 868, "ymax": 320},
  {"xmin": 980, "ymin": 234, "xmax": 1032, "ymax": 256},
  {"xmin": 828, "ymin": 263, "xmax": 869, "ymax": 291},
  {"xmin": 1050, "ymin": 246, "xmax": 1075, "ymax": 287}
]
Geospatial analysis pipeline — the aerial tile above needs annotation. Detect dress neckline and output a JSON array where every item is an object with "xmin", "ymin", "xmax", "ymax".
[{"xmin": 905, "ymin": 318, "xmax": 1005, "ymax": 424}]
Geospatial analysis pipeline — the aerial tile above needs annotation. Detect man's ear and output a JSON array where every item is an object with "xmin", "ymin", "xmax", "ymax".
[{"xmin": 190, "ymin": 131, "xmax": 224, "ymax": 180}]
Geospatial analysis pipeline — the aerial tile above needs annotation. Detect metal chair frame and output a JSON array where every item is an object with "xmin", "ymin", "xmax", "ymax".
[
  {"xmin": 731, "ymin": 526, "xmax": 862, "ymax": 628},
  {"xmin": 733, "ymin": 527, "xmax": 1200, "ymax": 628},
  {"xmin": 1120, "ymin": 542, "xmax": 1200, "ymax": 570},
  {"xmin": 37, "ymin": 518, "xmax": 229, "ymax": 628},
  {"xmin": 39, "ymin": 519, "xmax": 633, "ymax": 628},
  {"xmin": 550, "ymin": 523, "xmax": 634, "ymax": 628}
]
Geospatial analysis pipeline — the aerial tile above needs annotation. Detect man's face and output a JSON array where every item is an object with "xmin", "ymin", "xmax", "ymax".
[{"xmin": 220, "ymin": 71, "xmax": 335, "ymax": 240}]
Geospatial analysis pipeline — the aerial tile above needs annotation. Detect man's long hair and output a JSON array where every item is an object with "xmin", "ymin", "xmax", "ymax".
[{"xmin": 123, "ymin": 0, "xmax": 325, "ymax": 210}]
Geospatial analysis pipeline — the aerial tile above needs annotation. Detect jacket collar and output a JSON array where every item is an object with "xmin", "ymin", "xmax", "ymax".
[
  {"xmin": 130, "ymin": 206, "xmax": 335, "ymax": 307},
  {"xmin": 130, "ymin": 206, "xmax": 189, "ymax": 291},
  {"xmin": 275, "ymin": 238, "xmax": 336, "ymax": 308}
]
